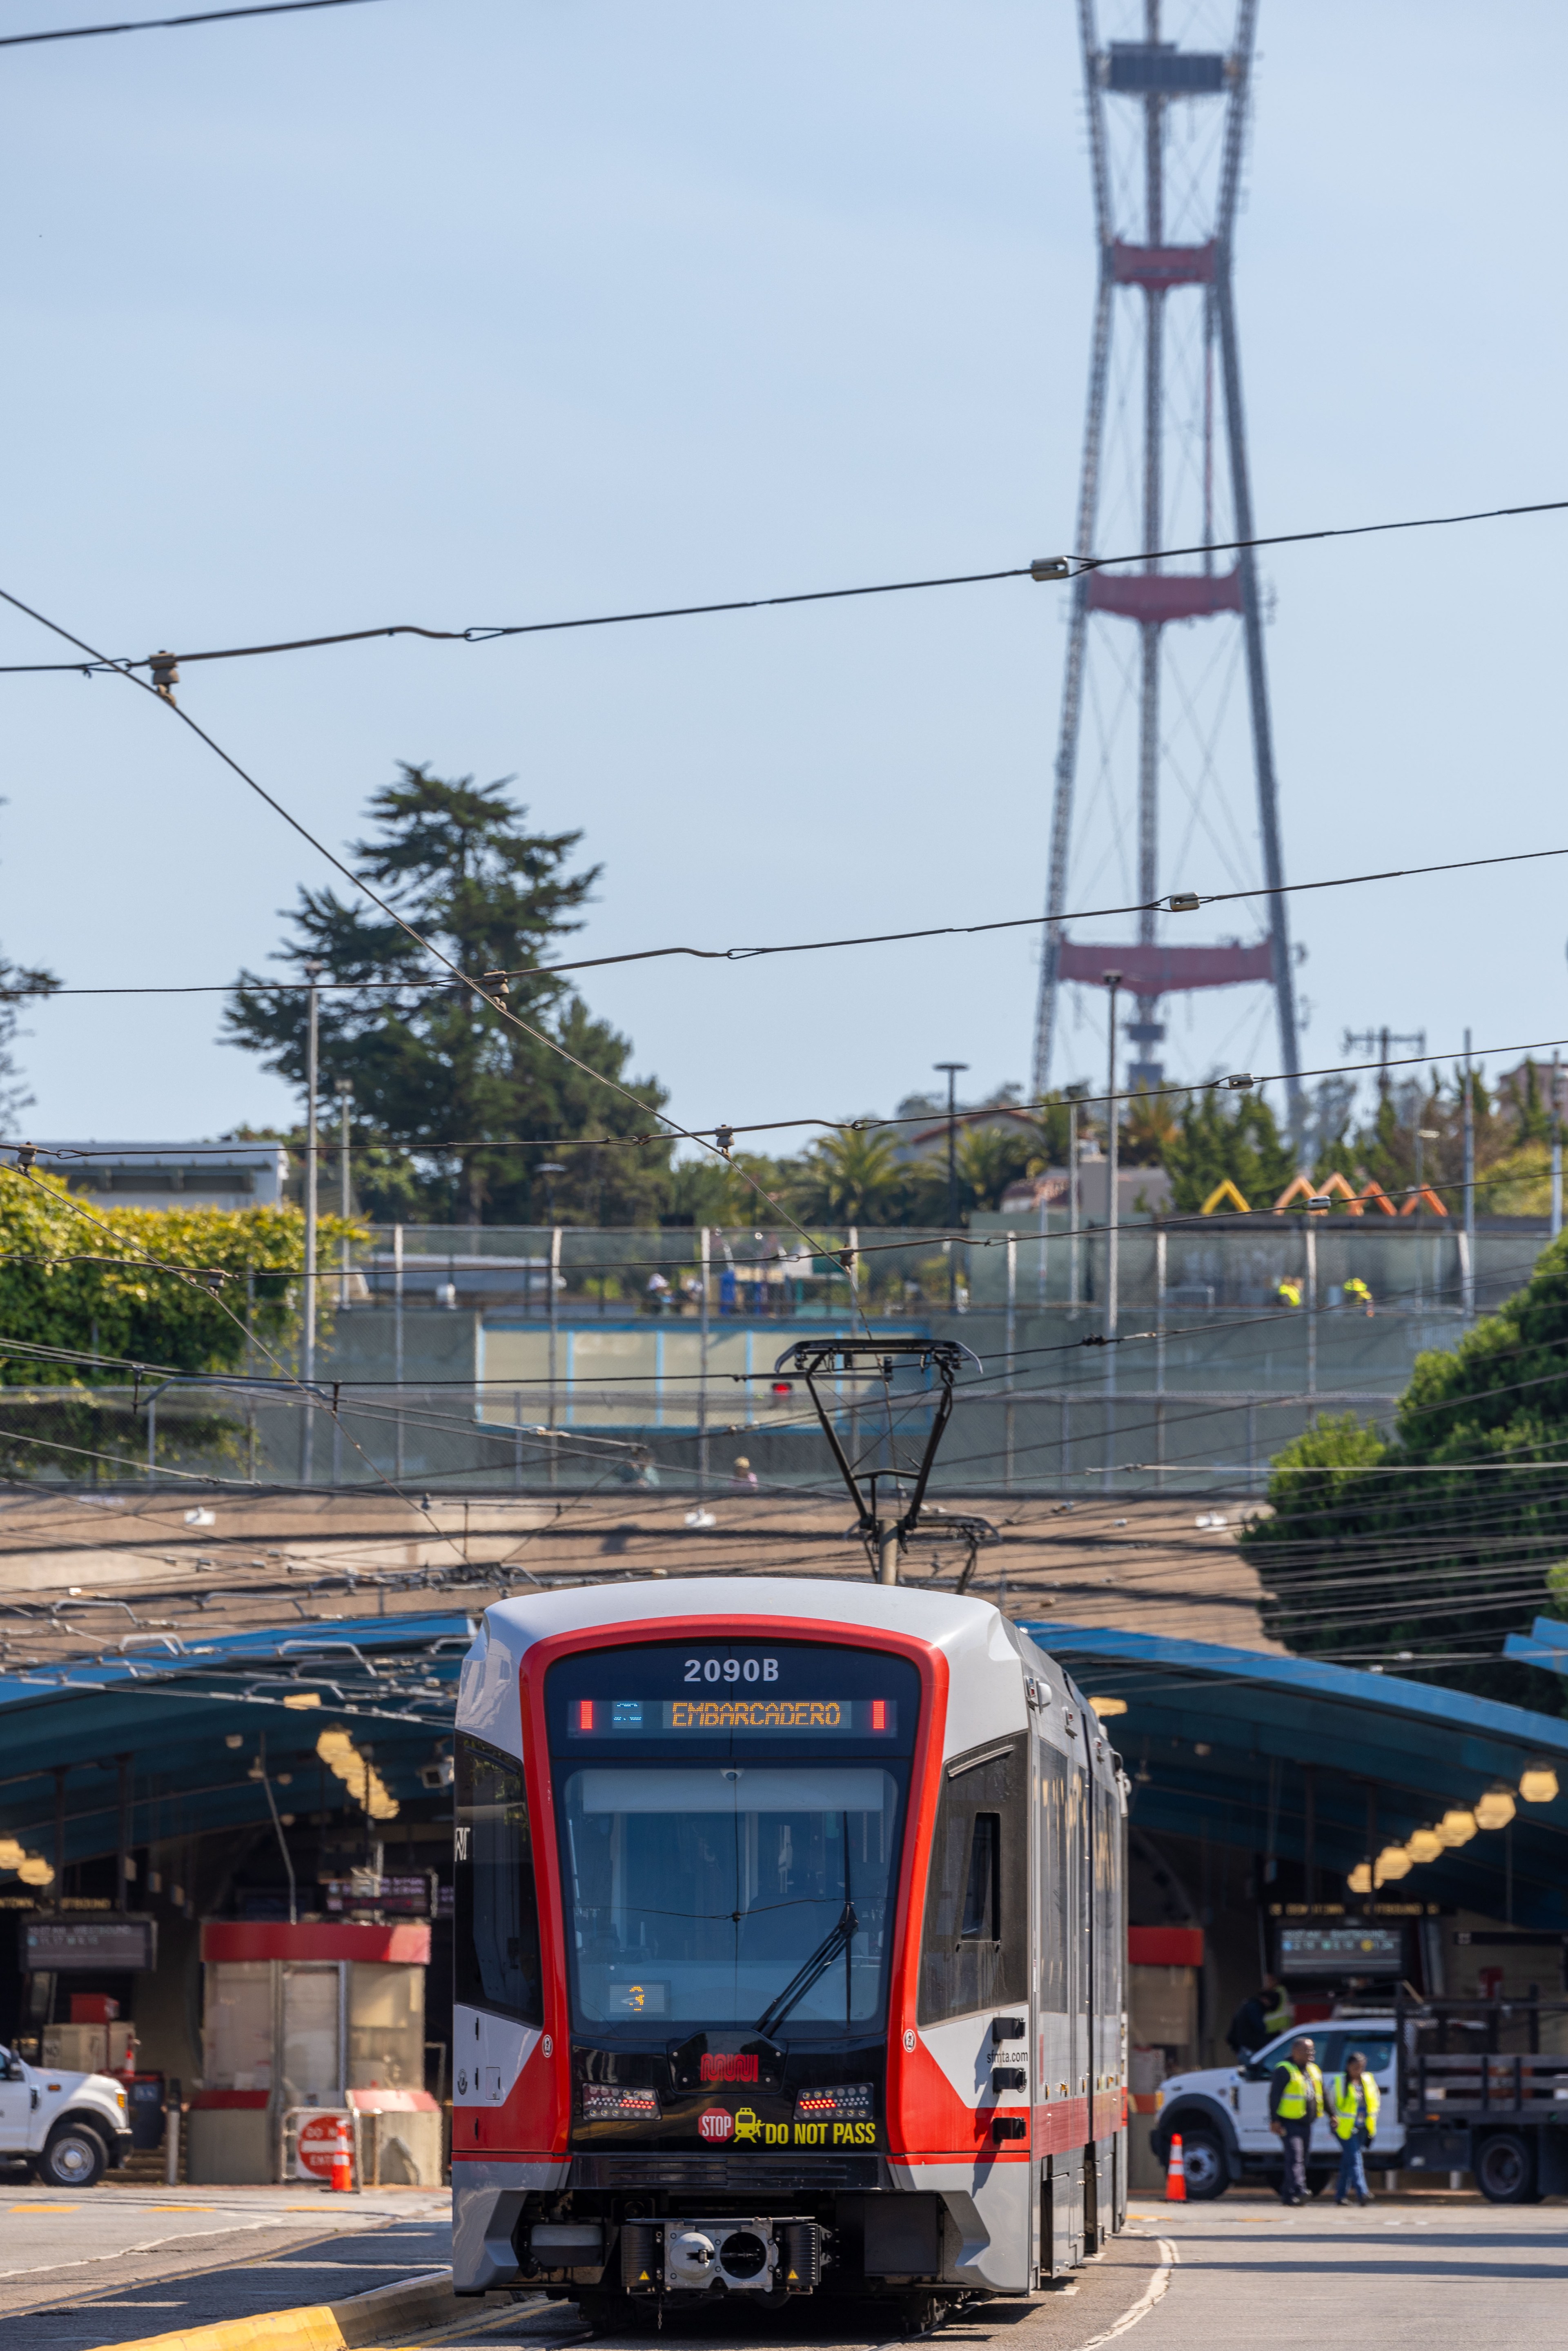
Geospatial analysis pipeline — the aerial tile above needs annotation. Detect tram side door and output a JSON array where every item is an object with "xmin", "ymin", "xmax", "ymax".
[{"xmin": 1036, "ymin": 1736, "xmax": 1076, "ymax": 2280}]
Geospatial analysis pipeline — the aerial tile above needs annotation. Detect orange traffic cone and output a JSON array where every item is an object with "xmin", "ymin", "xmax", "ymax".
[
  {"xmin": 330, "ymin": 2116, "xmax": 353, "ymax": 2193},
  {"xmin": 1165, "ymin": 2131, "xmax": 1187, "ymax": 2203}
]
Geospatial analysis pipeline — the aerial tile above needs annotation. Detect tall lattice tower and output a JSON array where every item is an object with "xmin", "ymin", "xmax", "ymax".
[{"xmin": 1032, "ymin": 0, "xmax": 1302, "ymax": 1115}]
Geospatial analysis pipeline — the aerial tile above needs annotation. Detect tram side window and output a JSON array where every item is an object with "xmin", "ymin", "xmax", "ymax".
[
  {"xmin": 918, "ymin": 1736, "xmax": 1026, "ymax": 2024},
  {"xmin": 454, "ymin": 1734, "xmax": 543, "ymax": 2026},
  {"xmin": 1038, "ymin": 1742, "xmax": 1067, "ymax": 2012}
]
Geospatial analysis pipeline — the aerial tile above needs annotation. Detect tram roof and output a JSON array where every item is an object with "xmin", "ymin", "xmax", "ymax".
[{"xmin": 1023, "ymin": 1620, "xmax": 1568, "ymax": 1932}]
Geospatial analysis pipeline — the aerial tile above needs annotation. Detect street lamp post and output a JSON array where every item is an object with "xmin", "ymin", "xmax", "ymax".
[
  {"xmin": 334, "ymin": 1081, "xmax": 353, "ymax": 1308},
  {"xmin": 1102, "ymin": 973, "xmax": 1122, "ymax": 1344},
  {"xmin": 301, "ymin": 959, "xmax": 323, "ymax": 1485},
  {"xmin": 933, "ymin": 1063, "xmax": 969, "ymax": 1311}
]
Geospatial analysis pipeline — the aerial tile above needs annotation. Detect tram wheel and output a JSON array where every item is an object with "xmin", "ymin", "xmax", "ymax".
[{"xmin": 896, "ymin": 2292, "xmax": 944, "ymax": 2336}]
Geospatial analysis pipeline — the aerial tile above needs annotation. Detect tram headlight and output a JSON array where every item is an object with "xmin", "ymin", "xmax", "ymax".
[
  {"xmin": 793, "ymin": 2083, "xmax": 873, "ymax": 2122},
  {"xmin": 581, "ymin": 2084, "xmax": 662, "ymax": 2121}
]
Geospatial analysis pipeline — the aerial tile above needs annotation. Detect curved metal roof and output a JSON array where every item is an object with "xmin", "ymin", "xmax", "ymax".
[
  {"xmin": 0, "ymin": 1613, "xmax": 472, "ymax": 1874},
  {"xmin": 1023, "ymin": 1619, "xmax": 1568, "ymax": 1931}
]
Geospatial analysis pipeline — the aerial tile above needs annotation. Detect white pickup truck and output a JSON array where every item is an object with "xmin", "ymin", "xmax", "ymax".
[
  {"xmin": 1152, "ymin": 1997, "xmax": 1568, "ymax": 2204},
  {"xmin": 1149, "ymin": 2015, "xmax": 1398, "ymax": 2201},
  {"xmin": 0, "ymin": 2041, "xmax": 133, "ymax": 2185}
]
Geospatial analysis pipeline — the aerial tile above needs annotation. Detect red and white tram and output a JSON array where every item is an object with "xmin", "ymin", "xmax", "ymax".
[{"xmin": 452, "ymin": 1579, "xmax": 1127, "ymax": 2320}]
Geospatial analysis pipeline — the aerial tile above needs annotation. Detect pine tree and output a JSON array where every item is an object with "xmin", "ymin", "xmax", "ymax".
[{"xmin": 224, "ymin": 767, "xmax": 670, "ymax": 1225}]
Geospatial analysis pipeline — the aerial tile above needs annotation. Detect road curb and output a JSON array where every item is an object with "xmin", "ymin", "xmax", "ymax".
[{"xmin": 102, "ymin": 2266, "xmax": 457, "ymax": 2351}]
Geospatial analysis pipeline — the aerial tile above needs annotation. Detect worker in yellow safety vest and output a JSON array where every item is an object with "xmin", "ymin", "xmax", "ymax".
[
  {"xmin": 1269, "ymin": 2036, "xmax": 1325, "ymax": 2205},
  {"xmin": 1276, "ymin": 1277, "xmax": 1303, "ymax": 1308},
  {"xmin": 1343, "ymin": 1276, "xmax": 1374, "ymax": 1317},
  {"xmin": 1330, "ymin": 2052, "xmax": 1381, "ymax": 2206},
  {"xmin": 1262, "ymin": 1981, "xmax": 1294, "ymax": 2038}
]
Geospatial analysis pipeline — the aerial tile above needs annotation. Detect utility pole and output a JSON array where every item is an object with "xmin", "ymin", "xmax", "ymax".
[
  {"xmin": 1103, "ymin": 974, "xmax": 1122, "ymax": 1343},
  {"xmin": 1342, "ymin": 1026, "xmax": 1425, "ymax": 1101},
  {"xmin": 934, "ymin": 1062, "xmax": 968, "ymax": 1311},
  {"xmin": 1462, "ymin": 1027, "xmax": 1476, "ymax": 1319},
  {"xmin": 301, "ymin": 960, "xmax": 323, "ymax": 1484},
  {"xmin": 335, "ymin": 1080, "xmax": 353, "ymax": 1307},
  {"xmin": 1552, "ymin": 1052, "xmax": 1563, "ymax": 1243}
]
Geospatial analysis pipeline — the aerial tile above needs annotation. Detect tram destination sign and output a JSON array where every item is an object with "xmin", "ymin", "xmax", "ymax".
[{"xmin": 568, "ymin": 1696, "xmax": 897, "ymax": 1737}]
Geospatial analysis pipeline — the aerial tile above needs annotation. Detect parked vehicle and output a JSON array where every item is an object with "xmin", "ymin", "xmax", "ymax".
[
  {"xmin": 1150, "ymin": 1994, "xmax": 1568, "ymax": 2203},
  {"xmin": 0, "ymin": 2042, "xmax": 133, "ymax": 2185},
  {"xmin": 451, "ymin": 1581, "xmax": 1129, "ymax": 2321}
]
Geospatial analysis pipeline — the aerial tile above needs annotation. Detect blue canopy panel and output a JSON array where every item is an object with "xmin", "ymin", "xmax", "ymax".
[
  {"xmin": 1024, "ymin": 1621, "xmax": 1568, "ymax": 1932},
  {"xmin": 0, "ymin": 1612, "xmax": 474, "ymax": 1872}
]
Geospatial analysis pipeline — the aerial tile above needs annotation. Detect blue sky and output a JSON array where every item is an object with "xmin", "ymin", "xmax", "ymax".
[{"xmin": 1, "ymin": 0, "xmax": 1564, "ymax": 1150}]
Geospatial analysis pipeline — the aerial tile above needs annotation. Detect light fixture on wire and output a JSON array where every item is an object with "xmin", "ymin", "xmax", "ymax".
[
  {"xmin": 1518, "ymin": 1762, "xmax": 1559, "ymax": 1805},
  {"xmin": 1437, "ymin": 1809, "xmax": 1477, "ymax": 1847},
  {"xmin": 1474, "ymin": 1785, "xmax": 1517, "ymax": 1831}
]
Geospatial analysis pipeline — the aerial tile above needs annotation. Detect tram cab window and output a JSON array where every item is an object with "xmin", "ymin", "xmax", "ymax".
[
  {"xmin": 454, "ymin": 1734, "xmax": 543, "ymax": 2026},
  {"xmin": 545, "ymin": 1641, "xmax": 918, "ymax": 2038},
  {"xmin": 919, "ymin": 1735, "xmax": 1027, "ymax": 2024}
]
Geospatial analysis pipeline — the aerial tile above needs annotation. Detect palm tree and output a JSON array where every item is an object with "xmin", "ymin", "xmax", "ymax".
[
  {"xmin": 953, "ymin": 1123, "xmax": 1034, "ymax": 1213},
  {"xmin": 793, "ymin": 1127, "xmax": 904, "ymax": 1222}
]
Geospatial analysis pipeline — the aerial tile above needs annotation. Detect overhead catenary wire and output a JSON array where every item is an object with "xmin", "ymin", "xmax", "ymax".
[
  {"xmin": 7, "ymin": 491, "xmax": 1568, "ymax": 675},
  {"xmin": 10, "ymin": 1039, "xmax": 1568, "ymax": 1170},
  {"xmin": 0, "ymin": 0, "xmax": 386, "ymax": 49},
  {"xmin": 7, "ymin": 836, "xmax": 1568, "ymax": 1001}
]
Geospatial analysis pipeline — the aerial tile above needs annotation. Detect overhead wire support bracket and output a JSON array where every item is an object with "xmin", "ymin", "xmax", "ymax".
[{"xmin": 773, "ymin": 1335, "xmax": 981, "ymax": 1587}]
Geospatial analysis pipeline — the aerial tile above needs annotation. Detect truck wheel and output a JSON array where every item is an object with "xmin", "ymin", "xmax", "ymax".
[
  {"xmin": 39, "ymin": 2122, "xmax": 107, "ymax": 2189},
  {"xmin": 1475, "ymin": 2133, "xmax": 1536, "ymax": 2205},
  {"xmin": 1174, "ymin": 2131, "xmax": 1227, "ymax": 2200}
]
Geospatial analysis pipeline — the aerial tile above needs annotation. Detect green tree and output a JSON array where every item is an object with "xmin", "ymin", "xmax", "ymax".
[
  {"xmin": 0, "ymin": 1178, "xmax": 344, "ymax": 1379},
  {"xmin": 953, "ymin": 1123, "xmax": 1034, "ymax": 1213},
  {"xmin": 0, "ymin": 951, "xmax": 59, "ymax": 1126},
  {"xmin": 1162, "ymin": 1090, "xmax": 1295, "ymax": 1213},
  {"xmin": 224, "ymin": 767, "xmax": 671, "ymax": 1227},
  {"xmin": 1241, "ymin": 1235, "xmax": 1568, "ymax": 1708},
  {"xmin": 792, "ymin": 1127, "xmax": 906, "ymax": 1223}
]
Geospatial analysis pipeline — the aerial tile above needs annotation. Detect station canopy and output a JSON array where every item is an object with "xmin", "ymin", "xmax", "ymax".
[
  {"xmin": 1025, "ymin": 1619, "xmax": 1568, "ymax": 1932},
  {"xmin": 0, "ymin": 1612, "xmax": 472, "ymax": 1873}
]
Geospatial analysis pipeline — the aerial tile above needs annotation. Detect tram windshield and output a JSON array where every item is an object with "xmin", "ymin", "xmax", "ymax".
[{"xmin": 547, "ymin": 1641, "xmax": 918, "ymax": 2038}]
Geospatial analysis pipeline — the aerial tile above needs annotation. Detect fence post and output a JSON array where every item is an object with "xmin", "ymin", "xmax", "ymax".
[
  {"xmin": 1155, "ymin": 1227, "xmax": 1167, "ymax": 1396},
  {"xmin": 548, "ymin": 1223, "xmax": 563, "ymax": 1489},
  {"xmin": 698, "ymin": 1226, "xmax": 711, "ymax": 1493},
  {"xmin": 1305, "ymin": 1221, "xmax": 1318, "ymax": 1422},
  {"xmin": 1005, "ymin": 1228, "xmax": 1017, "ymax": 1493},
  {"xmin": 393, "ymin": 1223, "xmax": 405, "ymax": 1481},
  {"xmin": 147, "ymin": 1396, "xmax": 156, "ymax": 1484}
]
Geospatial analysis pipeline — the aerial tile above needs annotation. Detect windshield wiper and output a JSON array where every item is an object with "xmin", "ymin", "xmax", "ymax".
[
  {"xmin": 754, "ymin": 1899, "xmax": 859, "ymax": 2041},
  {"xmin": 755, "ymin": 1807, "xmax": 859, "ymax": 2040}
]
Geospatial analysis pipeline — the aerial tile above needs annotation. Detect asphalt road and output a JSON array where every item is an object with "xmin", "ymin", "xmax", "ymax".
[
  {"xmin": 1128, "ymin": 2194, "xmax": 1568, "ymax": 2351},
  {"xmin": 5, "ymin": 2187, "xmax": 1566, "ymax": 2351},
  {"xmin": 0, "ymin": 2184, "xmax": 451, "ymax": 2350}
]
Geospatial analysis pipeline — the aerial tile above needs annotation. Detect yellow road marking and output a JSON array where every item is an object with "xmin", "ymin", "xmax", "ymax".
[{"xmin": 11, "ymin": 2203, "xmax": 77, "ymax": 2211}]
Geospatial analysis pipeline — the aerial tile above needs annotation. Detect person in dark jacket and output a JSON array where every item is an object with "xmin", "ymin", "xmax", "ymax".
[
  {"xmin": 1269, "ymin": 2036, "xmax": 1324, "ymax": 2205},
  {"xmin": 1226, "ymin": 1974, "xmax": 1292, "ymax": 2059}
]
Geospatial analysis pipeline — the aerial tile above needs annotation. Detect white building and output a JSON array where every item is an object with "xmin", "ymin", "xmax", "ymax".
[{"xmin": 32, "ymin": 1141, "xmax": 290, "ymax": 1212}]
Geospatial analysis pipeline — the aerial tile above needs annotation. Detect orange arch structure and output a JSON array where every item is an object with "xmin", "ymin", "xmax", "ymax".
[
  {"xmin": 1399, "ymin": 1186, "xmax": 1449, "ymax": 1217},
  {"xmin": 1273, "ymin": 1170, "xmax": 1363, "ymax": 1214}
]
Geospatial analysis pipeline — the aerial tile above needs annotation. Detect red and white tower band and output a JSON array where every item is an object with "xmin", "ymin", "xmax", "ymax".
[{"xmin": 1032, "ymin": 0, "xmax": 1303, "ymax": 1114}]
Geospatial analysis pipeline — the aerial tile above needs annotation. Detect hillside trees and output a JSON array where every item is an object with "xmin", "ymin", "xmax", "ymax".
[{"xmin": 1240, "ymin": 1234, "xmax": 1568, "ymax": 1709}]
